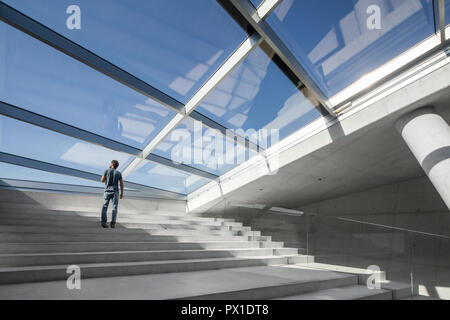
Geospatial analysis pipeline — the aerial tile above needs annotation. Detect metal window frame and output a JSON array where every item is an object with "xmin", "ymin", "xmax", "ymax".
[
  {"xmin": 0, "ymin": 152, "xmax": 186, "ymax": 199},
  {"xmin": 0, "ymin": 178, "xmax": 173, "ymax": 199},
  {"xmin": 0, "ymin": 2, "xmax": 185, "ymax": 114},
  {"xmin": 0, "ymin": 2, "xmax": 262, "ymax": 184},
  {"xmin": 122, "ymin": 34, "xmax": 263, "ymax": 178},
  {"xmin": 0, "ymin": 101, "xmax": 217, "ymax": 181},
  {"xmin": 218, "ymin": 0, "xmax": 336, "ymax": 116},
  {"xmin": 438, "ymin": 0, "xmax": 447, "ymax": 42}
]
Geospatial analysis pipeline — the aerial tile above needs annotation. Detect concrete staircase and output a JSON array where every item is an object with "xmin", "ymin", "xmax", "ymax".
[{"xmin": 0, "ymin": 191, "xmax": 419, "ymax": 299}]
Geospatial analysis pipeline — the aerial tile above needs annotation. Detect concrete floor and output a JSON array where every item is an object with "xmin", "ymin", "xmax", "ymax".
[{"xmin": 0, "ymin": 264, "xmax": 355, "ymax": 300}]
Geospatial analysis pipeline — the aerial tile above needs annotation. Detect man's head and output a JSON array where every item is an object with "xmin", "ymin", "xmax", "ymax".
[{"xmin": 110, "ymin": 160, "xmax": 119, "ymax": 169}]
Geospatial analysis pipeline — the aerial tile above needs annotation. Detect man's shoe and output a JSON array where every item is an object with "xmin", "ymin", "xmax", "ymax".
[
  {"xmin": 110, "ymin": 223, "xmax": 116, "ymax": 228},
  {"xmin": 101, "ymin": 223, "xmax": 108, "ymax": 228}
]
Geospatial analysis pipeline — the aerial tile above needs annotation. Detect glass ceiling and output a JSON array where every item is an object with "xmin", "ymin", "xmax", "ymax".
[
  {"xmin": 195, "ymin": 46, "xmax": 321, "ymax": 147},
  {"xmin": 0, "ymin": 0, "xmax": 447, "ymax": 198},
  {"xmin": 3, "ymin": 0, "xmax": 246, "ymax": 103},
  {"xmin": 266, "ymin": 0, "xmax": 436, "ymax": 96},
  {"xmin": 446, "ymin": 1, "xmax": 450, "ymax": 26}
]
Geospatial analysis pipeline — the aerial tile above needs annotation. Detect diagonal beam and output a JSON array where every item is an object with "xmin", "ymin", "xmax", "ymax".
[
  {"xmin": 438, "ymin": 0, "xmax": 446, "ymax": 43},
  {"xmin": 0, "ymin": 2, "xmax": 185, "ymax": 114},
  {"xmin": 0, "ymin": 152, "xmax": 186, "ymax": 199},
  {"xmin": 123, "ymin": 34, "xmax": 263, "ymax": 179},
  {"xmin": 220, "ymin": 0, "xmax": 336, "ymax": 116},
  {"xmin": 0, "ymin": 101, "xmax": 142, "ymax": 157},
  {"xmin": 252, "ymin": 0, "xmax": 283, "ymax": 22}
]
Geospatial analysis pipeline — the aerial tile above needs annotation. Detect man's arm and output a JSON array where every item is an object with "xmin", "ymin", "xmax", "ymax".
[
  {"xmin": 119, "ymin": 178, "xmax": 124, "ymax": 199},
  {"xmin": 101, "ymin": 169, "xmax": 107, "ymax": 183}
]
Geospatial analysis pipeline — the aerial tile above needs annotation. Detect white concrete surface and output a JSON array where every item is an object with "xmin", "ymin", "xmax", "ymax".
[{"xmin": 396, "ymin": 107, "xmax": 450, "ymax": 210}]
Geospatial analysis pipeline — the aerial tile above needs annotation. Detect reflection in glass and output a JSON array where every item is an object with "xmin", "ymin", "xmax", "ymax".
[
  {"xmin": 195, "ymin": 47, "xmax": 321, "ymax": 147},
  {"xmin": 0, "ymin": 116, "xmax": 133, "ymax": 174},
  {"xmin": 3, "ymin": 0, "xmax": 245, "ymax": 102},
  {"xmin": 266, "ymin": 0, "xmax": 436, "ymax": 96},
  {"xmin": 153, "ymin": 118, "xmax": 252, "ymax": 176},
  {"xmin": 127, "ymin": 160, "xmax": 210, "ymax": 194},
  {"xmin": 0, "ymin": 21, "xmax": 175, "ymax": 149},
  {"xmin": 0, "ymin": 162, "xmax": 104, "ymax": 187}
]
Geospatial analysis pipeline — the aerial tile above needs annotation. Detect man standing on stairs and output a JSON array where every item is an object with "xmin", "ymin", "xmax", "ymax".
[{"xmin": 100, "ymin": 160, "xmax": 124, "ymax": 229}]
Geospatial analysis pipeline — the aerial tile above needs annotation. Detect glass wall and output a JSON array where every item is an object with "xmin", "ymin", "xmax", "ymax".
[
  {"xmin": 266, "ymin": 0, "xmax": 436, "ymax": 96},
  {"xmin": 3, "ymin": 0, "xmax": 246, "ymax": 103}
]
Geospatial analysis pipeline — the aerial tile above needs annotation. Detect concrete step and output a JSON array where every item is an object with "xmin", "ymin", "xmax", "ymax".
[
  {"xmin": 0, "ymin": 215, "xmax": 251, "ymax": 232},
  {"xmin": 0, "ymin": 255, "xmax": 310, "ymax": 284},
  {"xmin": 0, "ymin": 265, "xmax": 361, "ymax": 299},
  {"xmin": 0, "ymin": 209, "xmax": 236, "ymax": 224},
  {"xmin": 0, "ymin": 248, "xmax": 300, "ymax": 267},
  {"xmin": 0, "ymin": 232, "xmax": 257, "ymax": 243},
  {"xmin": 0, "ymin": 221, "xmax": 257, "ymax": 236},
  {"xmin": 0, "ymin": 241, "xmax": 285, "ymax": 254},
  {"xmin": 0, "ymin": 225, "xmax": 261, "ymax": 237},
  {"xmin": 180, "ymin": 268, "xmax": 358, "ymax": 300},
  {"xmin": 274, "ymin": 285, "xmax": 393, "ymax": 300},
  {"xmin": 0, "ymin": 212, "xmax": 245, "ymax": 228}
]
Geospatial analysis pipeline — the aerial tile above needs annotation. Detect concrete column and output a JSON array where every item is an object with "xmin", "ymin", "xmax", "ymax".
[{"xmin": 396, "ymin": 107, "xmax": 450, "ymax": 210}]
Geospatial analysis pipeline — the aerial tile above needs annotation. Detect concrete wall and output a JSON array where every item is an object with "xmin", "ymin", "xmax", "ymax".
[
  {"xmin": 0, "ymin": 188, "xmax": 187, "ymax": 215},
  {"xmin": 199, "ymin": 175, "xmax": 450, "ymax": 299}
]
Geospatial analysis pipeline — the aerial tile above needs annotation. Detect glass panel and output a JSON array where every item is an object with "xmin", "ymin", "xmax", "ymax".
[
  {"xmin": 3, "ymin": 0, "xmax": 246, "ymax": 103},
  {"xmin": 306, "ymin": 214, "xmax": 413, "ymax": 288},
  {"xmin": 0, "ymin": 115, "xmax": 133, "ymax": 174},
  {"xmin": 266, "ymin": 0, "xmax": 436, "ymax": 96},
  {"xmin": 127, "ymin": 160, "xmax": 210, "ymax": 195},
  {"xmin": 411, "ymin": 232, "xmax": 450, "ymax": 299},
  {"xmin": 446, "ymin": 0, "xmax": 450, "ymax": 26},
  {"xmin": 0, "ymin": 162, "xmax": 103, "ymax": 187},
  {"xmin": 250, "ymin": 0, "xmax": 263, "ymax": 8},
  {"xmin": 0, "ymin": 21, "xmax": 175, "ymax": 149},
  {"xmin": 195, "ymin": 47, "xmax": 321, "ymax": 147},
  {"xmin": 153, "ymin": 118, "xmax": 253, "ymax": 176}
]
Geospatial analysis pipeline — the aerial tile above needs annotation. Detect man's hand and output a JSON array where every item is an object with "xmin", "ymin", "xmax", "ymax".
[{"xmin": 119, "ymin": 179, "xmax": 124, "ymax": 200}]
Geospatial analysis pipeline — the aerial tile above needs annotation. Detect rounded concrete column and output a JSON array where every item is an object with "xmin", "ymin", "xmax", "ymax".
[{"xmin": 396, "ymin": 107, "xmax": 450, "ymax": 210}]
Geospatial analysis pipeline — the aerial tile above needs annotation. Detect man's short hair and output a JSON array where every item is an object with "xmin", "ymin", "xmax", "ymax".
[{"xmin": 111, "ymin": 160, "xmax": 119, "ymax": 169}]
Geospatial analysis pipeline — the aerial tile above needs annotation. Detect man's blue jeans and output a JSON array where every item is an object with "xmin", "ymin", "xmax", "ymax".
[{"xmin": 101, "ymin": 191, "xmax": 119, "ymax": 225}]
